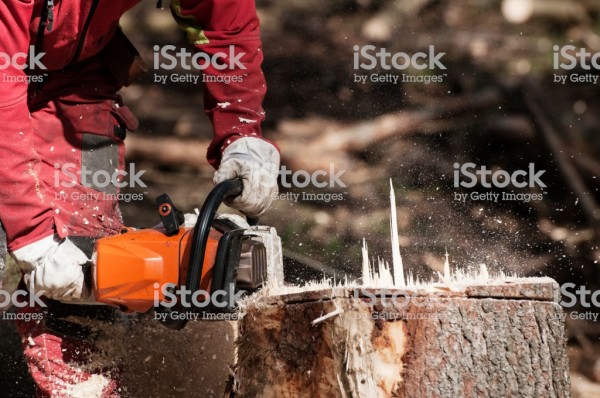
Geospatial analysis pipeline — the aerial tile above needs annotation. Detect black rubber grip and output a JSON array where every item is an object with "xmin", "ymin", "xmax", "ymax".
[{"xmin": 185, "ymin": 179, "xmax": 244, "ymax": 295}]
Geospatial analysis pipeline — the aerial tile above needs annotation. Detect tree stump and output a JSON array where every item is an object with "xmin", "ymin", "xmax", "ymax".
[{"xmin": 233, "ymin": 278, "xmax": 570, "ymax": 398}]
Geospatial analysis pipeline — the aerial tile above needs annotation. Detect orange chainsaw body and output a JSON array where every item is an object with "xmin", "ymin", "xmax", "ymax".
[{"xmin": 93, "ymin": 227, "xmax": 222, "ymax": 313}]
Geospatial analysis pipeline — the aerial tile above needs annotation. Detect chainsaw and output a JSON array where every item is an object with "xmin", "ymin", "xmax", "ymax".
[{"xmin": 92, "ymin": 179, "xmax": 283, "ymax": 330}]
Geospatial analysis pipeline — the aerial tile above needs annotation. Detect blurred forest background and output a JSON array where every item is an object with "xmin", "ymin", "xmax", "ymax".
[
  {"xmin": 120, "ymin": 0, "xmax": 600, "ymax": 280},
  {"xmin": 1, "ymin": 0, "xmax": 600, "ymax": 396}
]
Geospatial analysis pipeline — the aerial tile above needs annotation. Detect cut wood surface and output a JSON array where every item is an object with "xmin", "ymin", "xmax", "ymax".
[{"xmin": 233, "ymin": 278, "xmax": 570, "ymax": 398}]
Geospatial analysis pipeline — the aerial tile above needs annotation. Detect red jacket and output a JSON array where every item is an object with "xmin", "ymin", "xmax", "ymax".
[{"xmin": 0, "ymin": 0, "xmax": 267, "ymax": 251}]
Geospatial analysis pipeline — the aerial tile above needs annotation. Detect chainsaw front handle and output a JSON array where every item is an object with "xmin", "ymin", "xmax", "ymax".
[
  {"xmin": 185, "ymin": 178, "xmax": 244, "ymax": 295},
  {"xmin": 161, "ymin": 178, "xmax": 260, "ymax": 330}
]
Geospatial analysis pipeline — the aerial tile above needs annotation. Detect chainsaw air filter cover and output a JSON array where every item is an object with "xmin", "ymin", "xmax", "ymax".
[{"xmin": 93, "ymin": 226, "xmax": 222, "ymax": 313}]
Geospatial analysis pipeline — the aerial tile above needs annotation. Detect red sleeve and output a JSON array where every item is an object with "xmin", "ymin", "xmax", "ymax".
[
  {"xmin": 0, "ymin": 1, "xmax": 54, "ymax": 251},
  {"xmin": 172, "ymin": 0, "xmax": 276, "ymax": 168}
]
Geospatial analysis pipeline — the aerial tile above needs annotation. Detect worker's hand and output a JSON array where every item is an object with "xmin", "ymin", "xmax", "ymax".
[
  {"xmin": 11, "ymin": 235, "xmax": 91, "ymax": 302},
  {"xmin": 214, "ymin": 137, "xmax": 280, "ymax": 218}
]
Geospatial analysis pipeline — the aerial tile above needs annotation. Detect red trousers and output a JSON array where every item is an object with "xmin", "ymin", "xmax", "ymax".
[
  {"xmin": 16, "ymin": 58, "xmax": 136, "ymax": 398},
  {"xmin": 27, "ymin": 57, "xmax": 138, "ymax": 240},
  {"xmin": 17, "ymin": 302, "xmax": 122, "ymax": 398}
]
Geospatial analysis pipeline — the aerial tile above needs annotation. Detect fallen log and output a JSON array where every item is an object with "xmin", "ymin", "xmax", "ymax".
[{"xmin": 233, "ymin": 278, "xmax": 570, "ymax": 398}]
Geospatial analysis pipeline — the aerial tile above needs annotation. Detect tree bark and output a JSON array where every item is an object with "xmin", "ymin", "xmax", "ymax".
[{"xmin": 233, "ymin": 278, "xmax": 570, "ymax": 398}]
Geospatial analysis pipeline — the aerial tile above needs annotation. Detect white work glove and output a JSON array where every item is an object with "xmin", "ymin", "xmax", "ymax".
[
  {"xmin": 11, "ymin": 235, "xmax": 91, "ymax": 302},
  {"xmin": 213, "ymin": 137, "xmax": 280, "ymax": 218},
  {"xmin": 216, "ymin": 213, "xmax": 250, "ymax": 229},
  {"xmin": 183, "ymin": 213, "xmax": 250, "ymax": 229}
]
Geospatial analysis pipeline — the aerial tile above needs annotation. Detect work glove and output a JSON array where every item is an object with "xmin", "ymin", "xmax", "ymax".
[
  {"xmin": 213, "ymin": 137, "xmax": 280, "ymax": 218},
  {"xmin": 11, "ymin": 235, "xmax": 91, "ymax": 302},
  {"xmin": 183, "ymin": 213, "xmax": 249, "ymax": 229}
]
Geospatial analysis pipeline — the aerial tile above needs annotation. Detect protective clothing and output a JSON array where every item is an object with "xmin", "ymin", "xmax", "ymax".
[
  {"xmin": 16, "ymin": 300, "xmax": 124, "ymax": 398},
  {"xmin": 11, "ymin": 235, "xmax": 91, "ymax": 301},
  {"xmin": 213, "ymin": 137, "xmax": 280, "ymax": 218},
  {"xmin": 0, "ymin": 0, "xmax": 272, "ymax": 252}
]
